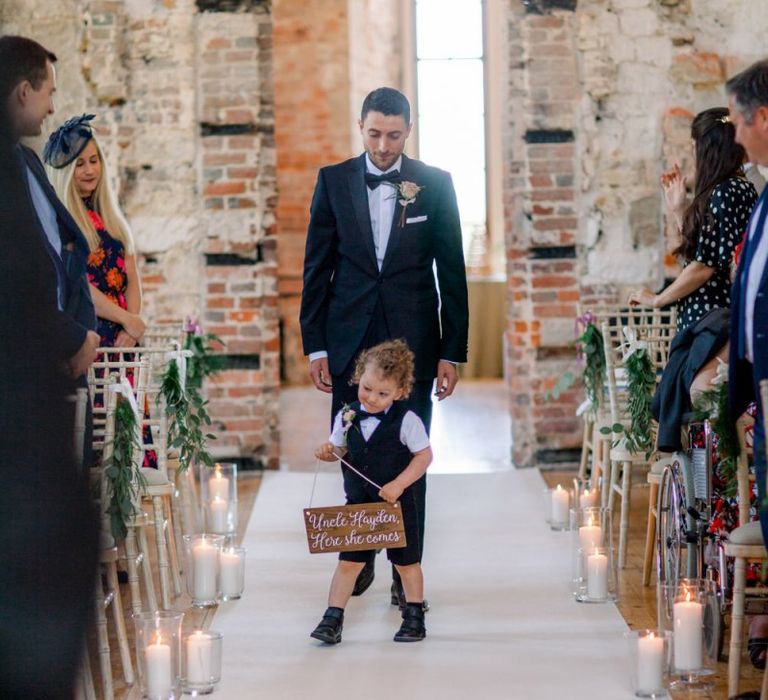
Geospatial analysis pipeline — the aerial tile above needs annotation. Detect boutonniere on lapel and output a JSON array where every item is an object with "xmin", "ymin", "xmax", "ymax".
[
  {"xmin": 341, "ymin": 404, "xmax": 357, "ymax": 435},
  {"xmin": 387, "ymin": 181, "xmax": 424, "ymax": 227}
]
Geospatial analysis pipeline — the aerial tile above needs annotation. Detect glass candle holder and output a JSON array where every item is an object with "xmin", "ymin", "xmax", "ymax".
[
  {"xmin": 625, "ymin": 629, "xmax": 670, "ymax": 698},
  {"xmin": 572, "ymin": 475, "xmax": 599, "ymax": 510},
  {"xmin": 200, "ymin": 463, "xmax": 238, "ymax": 535},
  {"xmin": 134, "ymin": 611, "xmax": 184, "ymax": 700},
  {"xmin": 657, "ymin": 578, "xmax": 717, "ymax": 692},
  {"xmin": 182, "ymin": 630, "xmax": 223, "ymax": 695},
  {"xmin": 571, "ymin": 505, "xmax": 616, "ymax": 602},
  {"xmin": 183, "ymin": 534, "xmax": 224, "ymax": 607},
  {"xmin": 219, "ymin": 546, "xmax": 246, "ymax": 601},
  {"xmin": 548, "ymin": 484, "xmax": 570, "ymax": 530}
]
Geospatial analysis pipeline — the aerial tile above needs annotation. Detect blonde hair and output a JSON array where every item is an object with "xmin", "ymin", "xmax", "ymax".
[
  {"xmin": 351, "ymin": 339, "xmax": 415, "ymax": 399},
  {"xmin": 46, "ymin": 135, "xmax": 134, "ymax": 254}
]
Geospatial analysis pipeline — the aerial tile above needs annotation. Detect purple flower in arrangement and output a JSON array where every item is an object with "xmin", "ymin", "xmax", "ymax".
[{"xmin": 183, "ymin": 316, "xmax": 203, "ymax": 335}]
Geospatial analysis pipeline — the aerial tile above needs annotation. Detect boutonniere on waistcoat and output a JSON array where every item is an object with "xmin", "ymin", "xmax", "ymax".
[
  {"xmin": 341, "ymin": 404, "xmax": 357, "ymax": 435},
  {"xmin": 387, "ymin": 181, "xmax": 423, "ymax": 227}
]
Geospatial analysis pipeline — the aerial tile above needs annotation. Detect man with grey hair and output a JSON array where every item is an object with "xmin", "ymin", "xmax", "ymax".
[{"xmin": 727, "ymin": 60, "xmax": 768, "ymax": 547}]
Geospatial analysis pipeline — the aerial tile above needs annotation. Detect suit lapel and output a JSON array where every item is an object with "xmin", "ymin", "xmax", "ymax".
[
  {"xmin": 380, "ymin": 154, "xmax": 413, "ymax": 274},
  {"xmin": 348, "ymin": 154, "xmax": 379, "ymax": 273}
]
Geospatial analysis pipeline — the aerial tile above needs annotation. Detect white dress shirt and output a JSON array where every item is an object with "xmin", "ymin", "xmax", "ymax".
[
  {"xmin": 744, "ymin": 198, "xmax": 768, "ymax": 363},
  {"xmin": 328, "ymin": 404, "xmax": 430, "ymax": 453}
]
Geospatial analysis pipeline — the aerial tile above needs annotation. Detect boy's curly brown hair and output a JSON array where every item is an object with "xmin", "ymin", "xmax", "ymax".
[{"xmin": 351, "ymin": 339, "xmax": 415, "ymax": 399}]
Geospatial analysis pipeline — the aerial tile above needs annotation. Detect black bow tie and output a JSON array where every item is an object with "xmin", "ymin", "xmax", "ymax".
[
  {"xmin": 358, "ymin": 409, "xmax": 385, "ymax": 420},
  {"xmin": 365, "ymin": 170, "xmax": 400, "ymax": 190}
]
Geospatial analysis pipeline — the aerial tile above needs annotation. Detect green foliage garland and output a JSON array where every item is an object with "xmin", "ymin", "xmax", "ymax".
[
  {"xmin": 601, "ymin": 348, "xmax": 656, "ymax": 458},
  {"xmin": 577, "ymin": 321, "xmax": 606, "ymax": 411},
  {"xmin": 103, "ymin": 398, "xmax": 147, "ymax": 540},
  {"xmin": 161, "ymin": 358, "xmax": 216, "ymax": 472},
  {"xmin": 184, "ymin": 332, "xmax": 225, "ymax": 391}
]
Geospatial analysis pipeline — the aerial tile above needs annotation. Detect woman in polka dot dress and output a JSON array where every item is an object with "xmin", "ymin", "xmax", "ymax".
[{"xmin": 629, "ymin": 107, "xmax": 757, "ymax": 368}]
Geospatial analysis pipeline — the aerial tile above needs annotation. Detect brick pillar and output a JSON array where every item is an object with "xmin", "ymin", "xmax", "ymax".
[{"xmin": 506, "ymin": 7, "xmax": 583, "ymax": 467}]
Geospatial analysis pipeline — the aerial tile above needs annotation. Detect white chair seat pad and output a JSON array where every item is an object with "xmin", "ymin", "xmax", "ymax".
[{"xmin": 728, "ymin": 521, "xmax": 765, "ymax": 546}]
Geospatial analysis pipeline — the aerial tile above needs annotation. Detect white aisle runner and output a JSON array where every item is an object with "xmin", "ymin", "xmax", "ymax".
[{"xmin": 214, "ymin": 469, "xmax": 633, "ymax": 699}]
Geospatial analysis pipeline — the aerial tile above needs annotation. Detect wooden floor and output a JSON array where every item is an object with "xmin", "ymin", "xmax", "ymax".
[{"xmin": 542, "ymin": 468, "xmax": 764, "ymax": 699}]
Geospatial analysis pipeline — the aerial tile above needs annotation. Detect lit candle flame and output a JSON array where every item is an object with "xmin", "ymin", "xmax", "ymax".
[
  {"xmin": 556, "ymin": 484, "xmax": 562, "ymax": 492},
  {"xmin": 686, "ymin": 590, "xmax": 691, "ymax": 603},
  {"xmin": 153, "ymin": 632, "xmax": 163, "ymax": 645},
  {"xmin": 588, "ymin": 515, "xmax": 594, "ymax": 527}
]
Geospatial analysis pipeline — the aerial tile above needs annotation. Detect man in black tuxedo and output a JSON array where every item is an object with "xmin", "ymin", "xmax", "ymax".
[
  {"xmin": 300, "ymin": 87, "xmax": 468, "ymax": 601},
  {"xmin": 727, "ymin": 60, "xmax": 768, "ymax": 548},
  {"xmin": 0, "ymin": 35, "xmax": 99, "ymax": 698}
]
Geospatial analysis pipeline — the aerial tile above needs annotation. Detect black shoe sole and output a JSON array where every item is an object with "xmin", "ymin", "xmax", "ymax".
[
  {"xmin": 393, "ymin": 632, "xmax": 426, "ymax": 643},
  {"xmin": 351, "ymin": 563, "xmax": 375, "ymax": 597},
  {"xmin": 310, "ymin": 629, "xmax": 341, "ymax": 644}
]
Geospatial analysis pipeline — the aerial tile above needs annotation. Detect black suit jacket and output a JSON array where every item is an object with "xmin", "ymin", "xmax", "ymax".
[
  {"xmin": 729, "ymin": 188, "xmax": 768, "ymax": 418},
  {"xmin": 18, "ymin": 144, "xmax": 96, "ymax": 359},
  {"xmin": 300, "ymin": 153, "xmax": 469, "ymax": 380}
]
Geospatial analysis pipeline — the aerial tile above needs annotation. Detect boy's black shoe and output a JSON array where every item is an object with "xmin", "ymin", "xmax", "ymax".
[
  {"xmin": 351, "ymin": 560, "xmax": 375, "ymax": 596},
  {"xmin": 310, "ymin": 607, "xmax": 344, "ymax": 644},
  {"xmin": 390, "ymin": 582, "xmax": 430, "ymax": 613},
  {"xmin": 393, "ymin": 603, "xmax": 426, "ymax": 642}
]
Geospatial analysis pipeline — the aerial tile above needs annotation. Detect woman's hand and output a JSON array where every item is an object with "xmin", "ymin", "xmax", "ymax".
[
  {"xmin": 627, "ymin": 288, "xmax": 658, "ymax": 308},
  {"xmin": 114, "ymin": 330, "xmax": 138, "ymax": 348},
  {"xmin": 314, "ymin": 442, "xmax": 340, "ymax": 462},
  {"xmin": 122, "ymin": 313, "xmax": 146, "ymax": 342},
  {"xmin": 660, "ymin": 163, "xmax": 687, "ymax": 221}
]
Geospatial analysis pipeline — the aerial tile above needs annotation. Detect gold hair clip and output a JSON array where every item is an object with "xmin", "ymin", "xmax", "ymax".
[{"xmin": 719, "ymin": 115, "xmax": 731, "ymax": 123}]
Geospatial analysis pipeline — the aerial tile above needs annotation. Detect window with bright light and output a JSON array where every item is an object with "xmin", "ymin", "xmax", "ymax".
[{"xmin": 415, "ymin": 0, "xmax": 486, "ymax": 268}]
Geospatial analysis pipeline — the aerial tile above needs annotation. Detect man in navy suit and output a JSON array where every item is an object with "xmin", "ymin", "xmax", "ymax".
[
  {"xmin": 0, "ymin": 35, "xmax": 99, "ymax": 698},
  {"xmin": 300, "ymin": 87, "xmax": 469, "ymax": 601},
  {"xmin": 727, "ymin": 60, "xmax": 768, "ymax": 547}
]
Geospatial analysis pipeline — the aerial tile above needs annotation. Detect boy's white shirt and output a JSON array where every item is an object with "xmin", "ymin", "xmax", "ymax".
[{"xmin": 329, "ymin": 405, "xmax": 430, "ymax": 453}]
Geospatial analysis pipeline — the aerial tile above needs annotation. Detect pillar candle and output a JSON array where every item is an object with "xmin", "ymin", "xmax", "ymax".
[
  {"xmin": 208, "ymin": 497, "xmax": 228, "ymax": 534},
  {"xmin": 192, "ymin": 540, "xmax": 218, "ymax": 601},
  {"xmin": 550, "ymin": 485, "xmax": 569, "ymax": 524},
  {"xmin": 673, "ymin": 593, "xmax": 703, "ymax": 671},
  {"xmin": 637, "ymin": 632, "xmax": 664, "ymax": 693},
  {"xmin": 578, "ymin": 516, "xmax": 602, "ymax": 552},
  {"xmin": 209, "ymin": 468, "xmax": 230, "ymax": 502},
  {"xmin": 186, "ymin": 630, "xmax": 212, "ymax": 685},
  {"xmin": 579, "ymin": 488, "xmax": 598, "ymax": 509},
  {"xmin": 145, "ymin": 634, "xmax": 172, "ymax": 698},
  {"xmin": 587, "ymin": 549, "xmax": 608, "ymax": 600},
  {"xmin": 220, "ymin": 549, "xmax": 244, "ymax": 598}
]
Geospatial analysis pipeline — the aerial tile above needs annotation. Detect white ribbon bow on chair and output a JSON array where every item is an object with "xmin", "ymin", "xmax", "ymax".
[
  {"xmin": 164, "ymin": 347, "xmax": 192, "ymax": 390},
  {"xmin": 620, "ymin": 326, "xmax": 649, "ymax": 363},
  {"xmin": 109, "ymin": 377, "xmax": 141, "ymax": 424}
]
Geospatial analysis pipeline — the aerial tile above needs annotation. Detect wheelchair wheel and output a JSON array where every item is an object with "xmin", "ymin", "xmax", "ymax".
[{"xmin": 656, "ymin": 463, "xmax": 686, "ymax": 590}]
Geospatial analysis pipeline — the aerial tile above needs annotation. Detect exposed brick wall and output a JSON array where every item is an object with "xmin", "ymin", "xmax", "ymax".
[
  {"xmin": 2, "ymin": 0, "xmax": 279, "ymax": 467},
  {"xmin": 504, "ymin": 0, "xmax": 768, "ymax": 466}
]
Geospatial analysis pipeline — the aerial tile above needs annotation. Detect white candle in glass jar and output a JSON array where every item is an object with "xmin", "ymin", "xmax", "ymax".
[
  {"xmin": 145, "ymin": 634, "xmax": 172, "ymax": 698},
  {"xmin": 208, "ymin": 497, "xmax": 229, "ymax": 534},
  {"xmin": 186, "ymin": 630, "xmax": 212, "ymax": 685},
  {"xmin": 578, "ymin": 516, "xmax": 602, "ymax": 552},
  {"xmin": 192, "ymin": 540, "xmax": 218, "ymax": 601},
  {"xmin": 674, "ymin": 592, "xmax": 703, "ymax": 671},
  {"xmin": 220, "ymin": 548, "xmax": 244, "ymax": 598},
  {"xmin": 209, "ymin": 468, "xmax": 230, "ymax": 502},
  {"xmin": 550, "ymin": 485, "xmax": 569, "ymax": 524},
  {"xmin": 637, "ymin": 632, "xmax": 664, "ymax": 693},
  {"xmin": 587, "ymin": 549, "xmax": 608, "ymax": 600},
  {"xmin": 579, "ymin": 488, "xmax": 598, "ymax": 509}
]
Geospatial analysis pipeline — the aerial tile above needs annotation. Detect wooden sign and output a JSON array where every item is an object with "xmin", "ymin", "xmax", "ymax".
[{"xmin": 303, "ymin": 502, "xmax": 407, "ymax": 554}]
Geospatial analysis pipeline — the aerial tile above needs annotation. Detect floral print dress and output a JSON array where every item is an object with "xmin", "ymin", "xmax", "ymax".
[{"xmin": 85, "ymin": 207, "xmax": 128, "ymax": 346}]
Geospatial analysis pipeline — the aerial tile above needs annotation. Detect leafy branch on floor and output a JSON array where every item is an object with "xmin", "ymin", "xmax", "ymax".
[
  {"xmin": 103, "ymin": 397, "xmax": 147, "ymax": 540},
  {"xmin": 161, "ymin": 358, "xmax": 216, "ymax": 472}
]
